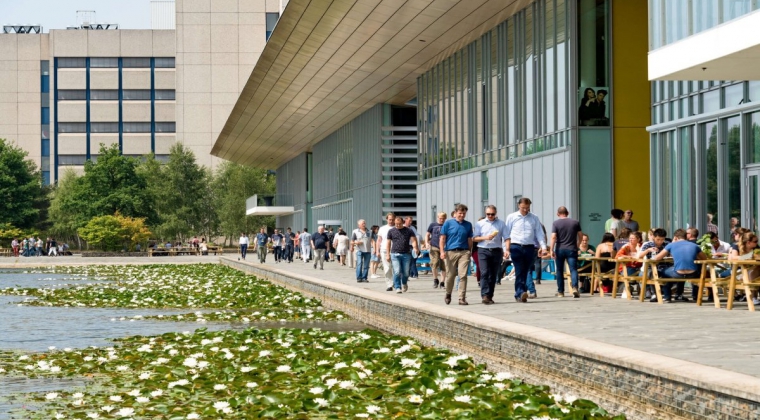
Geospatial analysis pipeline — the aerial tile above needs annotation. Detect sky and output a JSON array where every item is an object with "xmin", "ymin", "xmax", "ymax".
[{"xmin": 1, "ymin": 0, "xmax": 153, "ymax": 31}]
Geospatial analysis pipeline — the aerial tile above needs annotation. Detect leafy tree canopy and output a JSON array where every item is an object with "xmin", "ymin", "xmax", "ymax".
[{"xmin": 0, "ymin": 138, "xmax": 43, "ymax": 229}]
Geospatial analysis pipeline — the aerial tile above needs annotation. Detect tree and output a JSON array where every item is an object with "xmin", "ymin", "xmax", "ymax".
[
  {"xmin": 213, "ymin": 162, "xmax": 276, "ymax": 243},
  {"xmin": 78, "ymin": 213, "xmax": 152, "ymax": 251},
  {"xmin": 48, "ymin": 169, "xmax": 88, "ymax": 244},
  {"xmin": 0, "ymin": 138, "xmax": 44, "ymax": 229},
  {"xmin": 76, "ymin": 144, "xmax": 156, "ymax": 224}
]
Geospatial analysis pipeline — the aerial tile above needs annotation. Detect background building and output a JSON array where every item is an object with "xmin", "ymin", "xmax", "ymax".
[{"xmin": 647, "ymin": 2, "xmax": 760, "ymax": 239}]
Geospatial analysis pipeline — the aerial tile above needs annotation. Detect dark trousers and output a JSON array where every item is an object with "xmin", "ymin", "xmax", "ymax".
[
  {"xmin": 240, "ymin": 244, "xmax": 248, "ymax": 260},
  {"xmin": 659, "ymin": 267, "xmax": 693, "ymax": 299},
  {"xmin": 555, "ymin": 248, "xmax": 579, "ymax": 293},
  {"xmin": 510, "ymin": 244, "xmax": 536, "ymax": 298},
  {"xmin": 285, "ymin": 244, "xmax": 294, "ymax": 261},
  {"xmin": 410, "ymin": 256, "xmax": 418, "ymax": 277},
  {"xmin": 478, "ymin": 247, "xmax": 503, "ymax": 299}
]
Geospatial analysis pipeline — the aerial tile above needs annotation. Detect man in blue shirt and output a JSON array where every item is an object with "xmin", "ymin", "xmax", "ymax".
[
  {"xmin": 311, "ymin": 226, "xmax": 330, "ymax": 270},
  {"xmin": 474, "ymin": 205, "xmax": 508, "ymax": 305},
  {"xmin": 255, "ymin": 228, "xmax": 269, "ymax": 263},
  {"xmin": 651, "ymin": 229, "xmax": 707, "ymax": 303},
  {"xmin": 504, "ymin": 198, "xmax": 548, "ymax": 303},
  {"xmin": 440, "ymin": 203, "xmax": 474, "ymax": 305},
  {"xmin": 284, "ymin": 228, "xmax": 295, "ymax": 262}
]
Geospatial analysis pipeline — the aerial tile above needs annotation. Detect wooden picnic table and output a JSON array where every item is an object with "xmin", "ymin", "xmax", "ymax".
[
  {"xmin": 719, "ymin": 259, "xmax": 760, "ymax": 311},
  {"xmin": 578, "ymin": 256, "xmax": 617, "ymax": 296},
  {"xmin": 609, "ymin": 257, "xmax": 645, "ymax": 300}
]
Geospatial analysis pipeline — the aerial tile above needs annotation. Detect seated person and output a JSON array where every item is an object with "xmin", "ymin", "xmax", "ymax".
[
  {"xmin": 650, "ymin": 229, "xmax": 707, "ymax": 303},
  {"xmin": 595, "ymin": 233, "xmax": 617, "ymax": 292},
  {"xmin": 638, "ymin": 228, "xmax": 669, "ymax": 299},
  {"xmin": 616, "ymin": 231, "xmax": 643, "ymax": 276},
  {"xmin": 612, "ymin": 228, "xmax": 632, "ymax": 252},
  {"xmin": 200, "ymin": 240, "xmax": 209, "ymax": 256},
  {"xmin": 728, "ymin": 232, "xmax": 760, "ymax": 305},
  {"xmin": 686, "ymin": 227, "xmax": 700, "ymax": 243},
  {"xmin": 165, "ymin": 242, "xmax": 172, "ymax": 249},
  {"xmin": 709, "ymin": 232, "xmax": 731, "ymax": 257}
]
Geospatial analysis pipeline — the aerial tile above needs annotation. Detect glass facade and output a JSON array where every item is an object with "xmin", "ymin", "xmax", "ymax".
[
  {"xmin": 649, "ymin": 81, "xmax": 760, "ymax": 239},
  {"xmin": 649, "ymin": 0, "xmax": 759, "ymax": 50},
  {"xmin": 417, "ymin": 0, "xmax": 570, "ymax": 180}
]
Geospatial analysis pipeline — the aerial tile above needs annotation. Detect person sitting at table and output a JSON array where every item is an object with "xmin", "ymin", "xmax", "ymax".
[
  {"xmin": 595, "ymin": 233, "xmax": 617, "ymax": 293},
  {"xmin": 612, "ymin": 228, "xmax": 632, "ymax": 252},
  {"xmin": 727, "ymin": 231, "xmax": 760, "ymax": 305},
  {"xmin": 200, "ymin": 239, "xmax": 208, "ymax": 256},
  {"xmin": 686, "ymin": 228, "xmax": 700, "ymax": 243},
  {"xmin": 651, "ymin": 229, "xmax": 707, "ymax": 303},
  {"xmin": 709, "ymin": 232, "xmax": 731, "ymax": 257},
  {"xmin": 576, "ymin": 233, "xmax": 595, "ymax": 292},
  {"xmin": 638, "ymin": 228, "xmax": 668, "ymax": 300},
  {"xmin": 616, "ymin": 231, "xmax": 643, "ymax": 274}
]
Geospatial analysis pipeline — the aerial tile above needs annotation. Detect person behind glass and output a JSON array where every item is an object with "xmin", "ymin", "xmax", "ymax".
[
  {"xmin": 728, "ymin": 232, "xmax": 760, "ymax": 305},
  {"xmin": 579, "ymin": 87, "xmax": 596, "ymax": 125},
  {"xmin": 474, "ymin": 205, "xmax": 508, "ymax": 305},
  {"xmin": 706, "ymin": 213, "xmax": 718, "ymax": 234},
  {"xmin": 549, "ymin": 206, "xmax": 582, "ymax": 298},
  {"xmin": 311, "ymin": 226, "xmax": 330, "ymax": 270},
  {"xmin": 255, "ymin": 228, "xmax": 269, "ymax": 263},
  {"xmin": 650, "ymin": 229, "xmax": 707, "ymax": 303},
  {"xmin": 425, "ymin": 212, "xmax": 448, "ymax": 289},
  {"xmin": 504, "ymin": 198, "xmax": 548, "ymax": 303},
  {"xmin": 239, "ymin": 232, "xmax": 249, "ymax": 261},
  {"xmin": 440, "ymin": 204, "xmax": 474, "ymax": 306},
  {"xmin": 591, "ymin": 89, "xmax": 608, "ymax": 120},
  {"xmin": 730, "ymin": 217, "xmax": 740, "ymax": 235},
  {"xmin": 385, "ymin": 216, "xmax": 420, "ymax": 294},
  {"xmin": 622, "ymin": 209, "xmax": 639, "ymax": 231}
]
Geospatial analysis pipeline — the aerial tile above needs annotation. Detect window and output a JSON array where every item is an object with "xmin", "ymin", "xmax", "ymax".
[
  {"xmin": 90, "ymin": 122, "xmax": 119, "ymax": 133},
  {"xmin": 57, "ymin": 122, "xmax": 86, "ymax": 133},
  {"xmin": 123, "ymin": 90, "xmax": 151, "ymax": 100},
  {"xmin": 58, "ymin": 90, "xmax": 87, "ymax": 101},
  {"xmin": 154, "ymin": 57, "xmax": 175, "ymax": 68},
  {"xmin": 41, "ymin": 75, "xmax": 49, "ymax": 93},
  {"xmin": 123, "ymin": 122, "xmax": 151, "ymax": 133},
  {"xmin": 41, "ymin": 107, "xmax": 50, "ymax": 124},
  {"xmin": 90, "ymin": 58, "xmax": 118, "ymax": 68},
  {"xmin": 90, "ymin": 90, "xmax": 119, "ymax": 101},
  {"xmin": 122, "ymin": 57, "xmax": 151, "ymax": 68},
  {"xmin": 155, "ymin": 122, "xmax": 176, "ymax": 133},
  {"xmin": 41, "ymin": 139, "xmax": 50, "ymax": 157},
  {"xmin": 58, "ymin": 155, "xmax": 87, "ymax": 165},
  {"xmin": 266, "ymin": 12, "xmax": 279, "ymax": 40},
  {"xmin": 58, "ymin": 58, "xmax": 86, "ymax": 68},
  {"xmin": 155, "ymin": 89, "xmax": 175, "ymax": 100}
]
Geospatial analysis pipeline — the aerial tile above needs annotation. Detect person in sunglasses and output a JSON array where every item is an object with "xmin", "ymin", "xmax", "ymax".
[{"xmin": 473, "ymin": 205, "xmax": 508, "ymax": 305}]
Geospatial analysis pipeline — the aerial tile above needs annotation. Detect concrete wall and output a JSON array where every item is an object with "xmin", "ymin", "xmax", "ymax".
[
  {"xmin": 0, "ymin": 33, "xmax": 46, "ymax": 167},
  {"xmin": 176, "ymin": 0, "xmax": 281, "ymax": 170}
]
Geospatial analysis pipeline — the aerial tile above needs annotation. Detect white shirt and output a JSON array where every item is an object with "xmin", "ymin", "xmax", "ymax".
[
  {"xmin": 711, "ymin": 240, "xmax": 731, "ymax": 255},
  {"xmin": 239, "ymin": 236, "xmax": 249, "ymax": 245},
  {"xmin": 377, "ymin": 225, "xmax": 393, "ymax": 252},
  {"xmin": 474, "ymin": 217, "xmax": 509, "ymax": 249},
  {"xmin": 504, "ymin": 211, "xmax": 546, "ymax": 249}
]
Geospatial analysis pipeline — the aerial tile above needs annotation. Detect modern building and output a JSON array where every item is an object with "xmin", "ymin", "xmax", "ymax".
[
  {"xmin": 0, "ymin": 0, "xmax": 286, "ymax": 184},
  {"xmin": 647, "ymin": 1, "xmax": 760, "ymax": 239},
  {"xmin": 214, "ymin": 0, "xmax": 651, "ymax": 240}
]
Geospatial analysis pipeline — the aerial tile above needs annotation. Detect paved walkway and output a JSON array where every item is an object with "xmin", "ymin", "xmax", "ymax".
[{"xmin": 233, "ymin": 256, "xmax": 760, "ymax": 378}]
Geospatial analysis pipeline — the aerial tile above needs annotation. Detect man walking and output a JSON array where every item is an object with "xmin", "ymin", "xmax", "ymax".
[
  {"xmin": 352, "ymin": 219, "xmax": 372, "ymax": 283},
  {"xmin": 376, "ymin": 213, "xmax": 396, "ymax": 291},
  {"xmin": 404, "ymin": 217, "xmax": 420, "ymax": 279},
  {"xmin": 504, "ymin": 198, "xmax": 548, "ymax": 303},
  {"xmin": 474, "ymin": 205, "xmax": 507, "ymax": 304},
  {"xmin": 311, "ymin": 226, "xmax": 330, "ymax": 270},
  {"xmin": 239, "ymin": 232, "xmax": 249, "ymax": 260},
  {"xmin": 271, "ymin": 229, "xmax": 283, "ymax": 263},
  {"xmin": 386, "ymin": 216, "xmax": 420, "ymax": 293},
  {"xmin": 285, "ymin": 228, "xmax": 295, "ymax": 262},
  {"xmin": 440, "ymin": 204, "xmax": 474, "ymax": 305},
  {"xmin": 255, "ymin": 228, "xmax": 269, "ymax": 263},
  {"xmin": 425, "ymin": 212, "xmax": 447, "ymax": 288},
  {"xmin": 549, "ymin": 206, "xmax": 582, "ymax": 298},
  {"xmin": 300, "ymin": 228, "xmax": 312, "ymax": 262}
]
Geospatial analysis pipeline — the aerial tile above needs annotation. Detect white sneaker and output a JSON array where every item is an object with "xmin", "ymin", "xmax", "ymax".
[{"xmin": 370, "ymin": 274, "xmax": 380, "ymax": 279}]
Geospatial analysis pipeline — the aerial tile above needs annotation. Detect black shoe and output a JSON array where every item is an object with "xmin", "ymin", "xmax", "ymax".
[
  {"xmin": 496, "ymin": 281, "xmax": 501, "ymax": 285},
  {"xmin": 663, "ymin": 298, "xmax": 673, "ymax": 303},
  {"xmin": 386, "ymin": 287, "xmax": 393, "ymax": 292},
  {"xmin": 433, "ymin": 279, "xmax": 439, "ymax": 288},
  {"xmin": 674, "ymin": 295, "xmax": 690, "ymax": 302},
  {"xmin": 320, "ymin": 267, "xmax": 324, "ymax": 270},
  {"xmin": 445, "ymin": 294, "xmax": 452, "ymax": 305}
]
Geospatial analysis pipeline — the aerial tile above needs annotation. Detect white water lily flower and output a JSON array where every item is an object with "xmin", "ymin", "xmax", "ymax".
[
  {"xmin": 394, "ymin": 345, "xmax": 411, "ymax": 354},
  {"xmin": 366, "ymin": 405, "xmax": 381, "ymax": 413},
  {"xmin": 150, "ymin": 389, "xmax": 163, "ymax": 397},
  {"xmin": 240, "ymin": 366, "xmax": 254, "ymax": 373},
  {"xmin": 338, "ymin": 380, "xmax": 355, "ymax": 389},
  {"xmin": 334, "ymin": 362, "xmax": 348, "ymax": 369},
  {"xmin": 45, "ymin": 392, "xmax": 59, "ymax": 400},
  {"xmin": 72, "ymin": 392, "xmax": 84, "ymax": 399},
  {"xmin": 494, "ymin": 382, "xmax": 506, "ymax": 390},
  {"xmin": 101, "ymin": 405, "xmax": 114, "ymax": 413},
  {"xmin": 127, "ymin": 389, "xmax": 141, "ymax": 396},
  {"xmin": 116, "ymin": 365, "xmax": 129, "ymax": 371},
  {"xmin": 50, "ymin": 366, "xmax": 61, "ymax": 373},
  {"xmin": 316, "ymin": 360, "xmax": 329, "ymax": 366},
  {"xmin": 186, "ymin": 413, "xmax": 200, "ymax": 419},
  {"xmin": 213, "ymin": 401, "xmax": 231, "ymax": 412},
  {"xmin": 259, "ymin": 350, "xmax": 271, "ymax": 357},
  {"xmin": 405, "ymin": 370, "xmax": 418, "ymax": 376},
  {"xmin": 139, "ymin": 372, "xmax": 151, "ymax": 380},
  {"xmin": 214, "ymin": 384, "xmax": 227, "ymax": 390},
  {"xmin": 408, "ymin": 394, "xmax": 423, "ymax": 404},
  {"xmin": 454, "ymin": 395, "xmax": 472, "ymax": 403},
  {"xmin": 116, "ymin": 407, "xmax": 135, "ymax": 417},
  {"xmin": 245, "ymin": 382, "xmax": 258, "ymax": 388},
  {"xmin": 355, "ymin": 414, "xmax": 369, "ymax": 418},
  {"xmin": 426, "ymin": 389, "xmax": 435, "ymax": 395},
  {"xmin": 54, "ymin": 414, "xmax": 64, "ymax": 419},
  {"xmin": 86, "ymin": 413, "xmax": 100, "ymax": 418},
  {"xmin": 136, "ymin": 396, "xmax": 150, "ymax": 403},
  {"xmin": 309, "ymin": 386, "xmax": 324, "ymax": 394},
  {"xmin": 530, "ymin": 417, "xmax": 552, "ymax": 420},
  {"xmin": 495, "ymin": 372, "xmax": 514, "ymax": 381},
  {"xmin": 324, "ymin": 378, "xmax": 339, "ymax": 388},
  {"xmin": 443, "ymin": 377, "xmax": 457, "ymax": 384},
  {"xmin": 444, "ymin": 357, "xmax": 459, "ymax": 367},
  {"xmin": 276, "ymin": 365, "xmax": 291, "ymax": 372},
  {"xmin": 314, "ymin": 398, "xmax": 329, "ymax": 407},
  {"xmin": 183, "ymin": 357, "xmax": 198, "ymax": 368}
]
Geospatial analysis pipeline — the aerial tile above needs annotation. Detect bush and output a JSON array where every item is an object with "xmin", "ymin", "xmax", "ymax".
[{"xmin": 78, "ymin": 213, "xmax": 152, "ymax": 251}]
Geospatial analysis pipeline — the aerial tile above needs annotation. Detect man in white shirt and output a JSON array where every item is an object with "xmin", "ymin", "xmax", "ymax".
[
  {"xmin": 299, "ymin": 229, "xmax": 312, "ymax": 262},
  {"xmin": 504, "ymin": 198, "xmax": 548, "ymax": 303},
  {"xmin": 708, "ymin": 232, "xmax": 731, "ymax": 257},
  {"xmin": 238, "ymin": 233, "xmax": 249, "ymax": 260},
  {"xmin": 351, "ymin": 219, "xmax": 372, "ymax": 283},
  {"xmin": 376, "ymin": 213, "xmax": 396, "ymax": 291}
]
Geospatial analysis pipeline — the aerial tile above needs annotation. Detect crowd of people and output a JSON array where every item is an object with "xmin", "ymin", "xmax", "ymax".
[
  {"xmin": 10, "ymin": 237, "xmax": 68, "ymax": 257},
  {"xmin": 240, "ymin": 204, "xmax": 757, "ymax": 306}
]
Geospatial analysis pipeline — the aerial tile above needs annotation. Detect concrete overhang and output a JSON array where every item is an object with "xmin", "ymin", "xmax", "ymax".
[
  {"xmin": 212, "ymin": 0, "xmax": 531, "ymax": 169},
  {"xmin": 649, "ymin": 10, "xmax": 760, "ymax": 81}
]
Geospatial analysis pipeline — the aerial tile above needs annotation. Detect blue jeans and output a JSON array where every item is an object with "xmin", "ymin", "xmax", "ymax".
[
  {"xmin": 410, "ymin": 256, "xmax": 418, "ymax": 277},
  {"xmin": 356, "ymin": 251, "xmax": 371, "ymax": 280},
  {"xmin": 285, "ymin": 244, "xmax": 294, "ymax": 261},
  {"xmin": 240, "ymin": 244, "xmax": 248, "ymax": 259},
  {"xmin": 390, "ymin": 252, "xmax": 412, "ymax": 290},
  {"xmin": 554, "ymin": 249, "xmax": 578, "ymax": 293},
  {"xmin": 659, "ymin": 267, "xmax": 694, "ymax": 299},
  {"xmin": 510, "ymin": 244, "xmax": 536, "ymax": 298}
]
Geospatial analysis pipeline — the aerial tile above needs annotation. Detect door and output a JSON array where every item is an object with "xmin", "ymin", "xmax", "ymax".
[{"xmin": 745, "ymin": 168, "xmax": 760, "ymax": 233}]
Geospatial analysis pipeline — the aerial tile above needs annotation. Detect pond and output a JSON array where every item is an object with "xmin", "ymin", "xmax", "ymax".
[{"xmin": 0, "ymin": 265, "xmax": 623, "ymax": 419}]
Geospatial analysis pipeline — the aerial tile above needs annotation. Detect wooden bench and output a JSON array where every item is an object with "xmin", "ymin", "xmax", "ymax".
[
  {"xmin": 695, "ymin": 259, "xmax": 729, "ymax": 309},
  {"xmin": 149, "ymin": 248, "xmax": 170, "ymax": 257},
  {"xmin": 578, "ymin": 256, "xmax": 617, "ymax": 297},
  {"xmin": 610, "ymin": 258, "xmax": 645, "ymax": 300},
  {"xmin": 0, "ymin": 248, "xmax": 11, "ymax": 257},
  {"xmin": 206, "ymin": 246, "xmax": 223, "ymax": 255},
  {"xmin": 640, "ymin": 258, "xmax": 704, "ymax": 304},
  {"xmin": 171, "ymin": 248, "xmax": 200, "ymax": 256}
]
